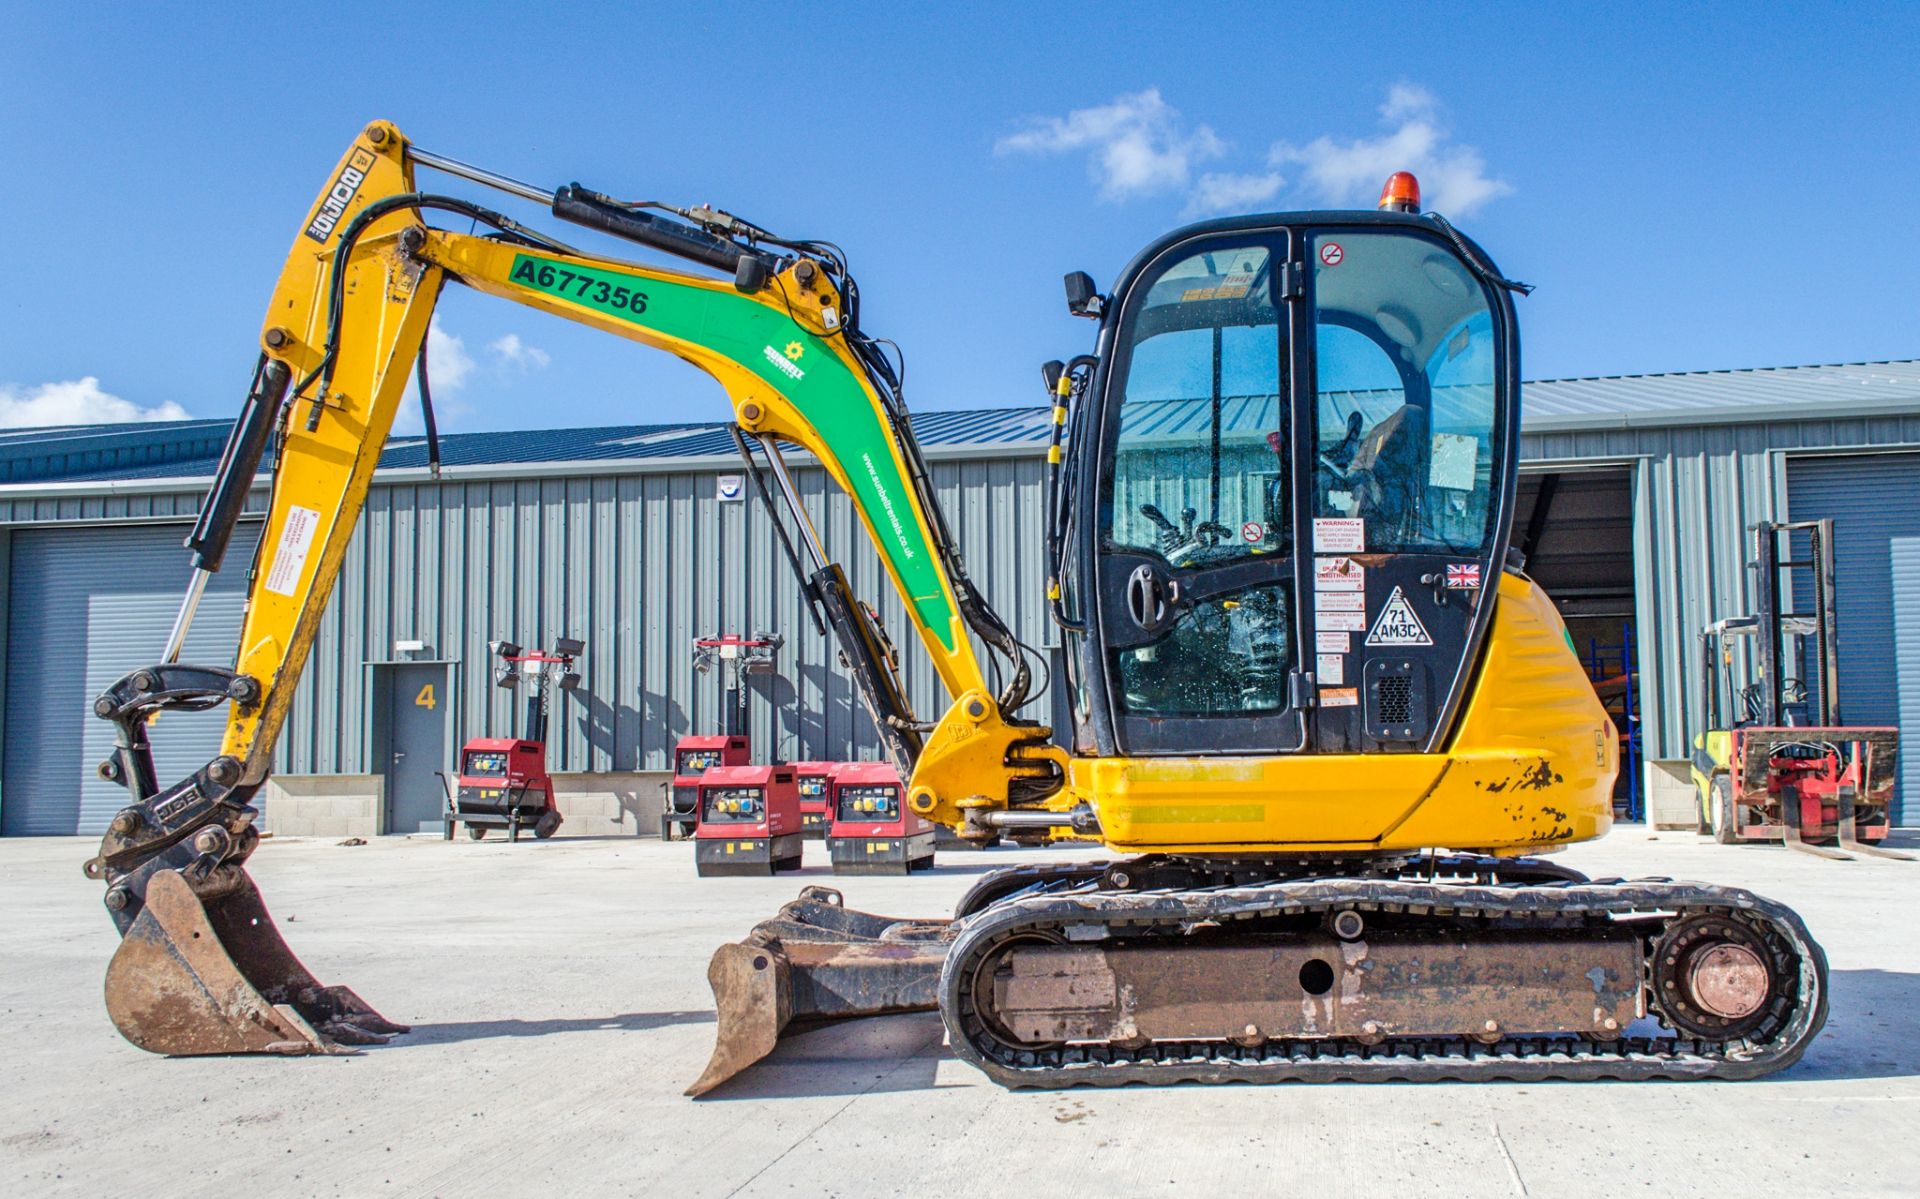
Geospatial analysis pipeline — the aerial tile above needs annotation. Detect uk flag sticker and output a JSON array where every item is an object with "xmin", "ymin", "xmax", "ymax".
[{"xmin": 1444, "ymin": 562, "xmax": 1483, "ymax": 590}]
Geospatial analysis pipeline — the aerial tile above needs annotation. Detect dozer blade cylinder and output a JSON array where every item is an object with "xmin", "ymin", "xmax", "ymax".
[
  {"xmin": 104, "ymin": 867, "xmax": 407, "ymax": 1056},
  {"xmin": 688, "ymin": 886, "xmax": 951, "ymax": 1097}
]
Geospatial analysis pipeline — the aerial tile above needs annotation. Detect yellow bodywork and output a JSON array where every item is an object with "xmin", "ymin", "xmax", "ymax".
[
  {"xmin": 1073, "ymin": 573, "xmax": 1615, "ymax": 854},
  {"xmin": 219, "ymin": 119, "xmax": 1614, "ymax": 858}
]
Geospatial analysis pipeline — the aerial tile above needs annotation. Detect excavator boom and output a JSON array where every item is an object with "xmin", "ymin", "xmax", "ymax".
[{"xmin": 86, "ymin": 120, "xmax": 1065, "ymax": 1057}]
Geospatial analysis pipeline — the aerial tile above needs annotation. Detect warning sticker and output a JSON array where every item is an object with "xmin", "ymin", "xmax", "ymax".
[
  {"xmin": 1318, "ymin": 242, "xmax": 1345, "ymax": 267},
  {"xmin": 1320, "ymin": 687, "xmax": 1359, "ymax": 708},
  {"xmin": 1365, "ymin": 586, "xmax": 1434, "ymax": 647},
  {"xmin": 1315, "ymin": 630, "xmax": 1350, "ymax": 653},
  {"xmin": 1241, "ymin": 520, "xmax": 1265, "ymax": 544},
  {"xmin": 1314, "ymin": 556, "xmax": 1365, "ymax": 591},
  {"xmin": 1316, "ymin": 652, "xmax": 1346, "ymax": 685},
  {"xmin": 1319, "ymin": 611, "xmax": 1366, "ymax": 632},
  {"xmin": 264, "ymin": 505, "xmax": 322, "ymax": 597},
  {"xmin": 1315, "ymin": 591, "xmax": 1365, "ymax": 613},
  {"xmin": 1181, "ymin": 285, "xmax": 1249, "ymax": 302},
  {"xmin": 1312, "ymin": 517, "xmax": 1364, "ymax": 553},
  {"xmin": 1429, "ymin": 432, "xmax": 1479, "ymax": 491}
]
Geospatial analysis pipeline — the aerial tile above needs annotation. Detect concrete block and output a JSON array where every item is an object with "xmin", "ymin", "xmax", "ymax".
[
  {"xmin": 1645, "ymin": 759, "xmax": 1699, "ymax": 830},
  {"xmin": 548, "ymin": 772, "xmax": 669, "ymax": 837}
]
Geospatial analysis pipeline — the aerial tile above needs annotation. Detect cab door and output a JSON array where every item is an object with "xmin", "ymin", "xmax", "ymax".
[
  {"xmin": 1092, "ymin": 232, "xmax": 1311, "ymax": 757},
  {"xmin": 1301, "ymin": 227, "xmax": 1514, "ymax": 753}
]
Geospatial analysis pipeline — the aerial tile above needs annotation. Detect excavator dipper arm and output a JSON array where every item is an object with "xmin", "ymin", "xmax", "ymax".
[{"xmin": 85, "ymin": 120, "xmax": 1065, "ymax": 1058}]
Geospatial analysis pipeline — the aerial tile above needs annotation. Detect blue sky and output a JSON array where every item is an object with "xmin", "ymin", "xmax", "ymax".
[{"xmin": 3, "ymin": 2, "xmax": 1917, "ymax": 432}]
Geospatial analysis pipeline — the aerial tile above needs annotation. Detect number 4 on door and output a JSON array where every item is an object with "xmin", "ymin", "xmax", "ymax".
[{"xmin": 415, "ymin": 683, "xmax": 436, "ymax": 710}]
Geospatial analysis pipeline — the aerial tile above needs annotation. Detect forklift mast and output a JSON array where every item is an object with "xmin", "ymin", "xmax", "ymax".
[{"xmin": 1748, "ymin": 519, "xmax": 1843, "ymax": 727}]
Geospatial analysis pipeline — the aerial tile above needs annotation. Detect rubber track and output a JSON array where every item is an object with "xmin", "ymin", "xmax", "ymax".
[
  {"xmin": 951, "ymin": 861, "xmax": 1111, "ymax": 920},
  {"xmin": 940, "ymin": 876, "xmax": 1828, "ymax": 1087}
]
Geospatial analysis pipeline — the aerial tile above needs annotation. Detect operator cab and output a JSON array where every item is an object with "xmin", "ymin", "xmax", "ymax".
[{"xmin": 1053, "ymin": 183, "xmax": 1520, "ymax": 760}]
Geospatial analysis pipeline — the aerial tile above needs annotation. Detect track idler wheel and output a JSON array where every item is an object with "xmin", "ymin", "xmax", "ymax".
[
  {"xmin": 1651, "ymin": 914, "xmax": 1786, "ymax": 1041},
  {"xmin": 104, "ymin": 867, "xmax": 407, "ymax": 1055}
]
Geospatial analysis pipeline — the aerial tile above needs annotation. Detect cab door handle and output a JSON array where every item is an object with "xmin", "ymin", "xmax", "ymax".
[{"xmin": 1125, "ymin": 565, "xmax": 1177, "ymax": 633}]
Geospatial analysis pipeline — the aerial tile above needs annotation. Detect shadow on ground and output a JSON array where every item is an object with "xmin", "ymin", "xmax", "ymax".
[
  {"xmin": 1788, "ymin": 968, "xmax": 1920, "ymax": 1082},
  {"xmin": 692, "ymin": 1012, "xmax": 956, "ymax": 1101},
  {"xmin": 406, "ymin": 1010, "xmax": 715, "ymax": 1043},
  {"xmin": 387, "ymin": 966, "xmax": 1920, "ymax": 1091}
]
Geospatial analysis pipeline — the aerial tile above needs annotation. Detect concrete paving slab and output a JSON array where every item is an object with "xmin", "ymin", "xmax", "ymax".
[{"xmin": 2, "ymin": 828, "xmax": 1916, "ymax": 1197}]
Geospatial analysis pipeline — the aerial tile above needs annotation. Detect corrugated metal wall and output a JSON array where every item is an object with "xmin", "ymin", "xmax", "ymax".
[
  {"xmin": 271, "ymin": 454, "xmax": 1051, "ymax": 775},
  {"xmin": 1785, "ymin": 453, "xmax": 1920, "ymax": 820},
  {"xmin": 1520, "ymin": 412, "xmax": 1920, "ymax": 763},
  {"xmin": 5, "ymin": 409, "xmax": 1918, "ymax": 793}
]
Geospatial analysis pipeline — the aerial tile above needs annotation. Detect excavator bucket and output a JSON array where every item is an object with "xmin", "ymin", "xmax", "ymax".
[
  {"xmin": 104, "ymin": 867, "xmax": 407, "ymax": 1056},
  {"xmin": 689, "ymin": 886, "xmax": 952, "ymax": 1096}
]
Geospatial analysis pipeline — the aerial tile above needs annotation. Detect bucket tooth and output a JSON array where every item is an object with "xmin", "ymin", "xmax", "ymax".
[
  {"xmin": 103, "ymin": 867, "xmax": 405, "ymax": 1056},
  {"xmin": 689, "ymin": 889, "xmax": 953, "ymax": 1097}
]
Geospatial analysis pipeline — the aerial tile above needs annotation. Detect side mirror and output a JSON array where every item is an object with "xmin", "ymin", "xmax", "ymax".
[
  {"xmin": 734, "ymin": 254, "xmax": 769, "ymax": 294},
  {"xmin": 1040, "ymin": 360, "xmax": 1065, "ymax": 399},
  {"xmin": 1064, "ymin": 271, "xmax": 1104, "ymax": 319}
]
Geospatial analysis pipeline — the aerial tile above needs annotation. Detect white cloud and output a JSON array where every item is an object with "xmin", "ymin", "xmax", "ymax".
[
  {"xmin": 0, "ymin": 377, "xmax": 188, "ymax": 428},
  {"xmin": 1183, "ymin": 170, "xmax": 1287, "ymax": 217},
  {"xmin": 1271, "ymin": 84, "xmax": 1512, "ymax": 217},
  {"xmin": 425, "ymin": 318, "xmax": 475, "ymax": 391},
  {"xmin": 1380, "ymin": 82, "xmax": 1438, "ymax": 124},
  {"xmin": 996, "ymin": 89, "xmax": 1226, "ymax": 201},
  {"xmin": 489, "ymin": 333, "xmax": 551, "ymax": 372}
]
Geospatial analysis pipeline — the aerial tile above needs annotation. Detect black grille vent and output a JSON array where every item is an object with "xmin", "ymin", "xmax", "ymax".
[
  {"xmin": 1364, "ymin": 659, "xmax": 1430, "ymax": 744},
  {"xmin": 1376, "ymin": 674, "xmax": 1413, "ymax": 726}
]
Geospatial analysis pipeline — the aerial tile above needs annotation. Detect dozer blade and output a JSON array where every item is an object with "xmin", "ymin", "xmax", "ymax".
[
  {"xmin": 688, "ymin": 886, "xmax": 952, "ymax": 1096},
  {"xmin": 105, "ymin": 868, "xmax": 407, "ymax": 1056}
]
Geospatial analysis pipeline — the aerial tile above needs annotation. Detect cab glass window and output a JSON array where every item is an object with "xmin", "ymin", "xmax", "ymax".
[
  {"xmin": 1103, "ymin": 241, "xmax": 1289, "ymax": 566},
  {"xmin": 1311, "ymin": 232, "xmax": 1500, "ymax": 554}
]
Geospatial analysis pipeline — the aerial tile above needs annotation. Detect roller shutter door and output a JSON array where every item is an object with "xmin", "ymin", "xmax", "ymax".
[
  {"xmin": 1787, "ymin": 453, "xmax": 1920, "ymax": 825},
  {"xmin": 2, "ymin": 523, "xmax": 260, "ymax": 835}
]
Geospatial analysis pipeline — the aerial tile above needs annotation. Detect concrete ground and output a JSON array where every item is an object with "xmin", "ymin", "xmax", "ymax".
[{"xmin": 2, "ymin": 827, "xmax": 1916, "ymax": 1198}]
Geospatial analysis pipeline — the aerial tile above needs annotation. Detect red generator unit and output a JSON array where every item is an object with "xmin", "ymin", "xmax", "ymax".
[
  {"xmin": 827, "ymin": 761, "xmax": 934, "ymax": 875},
  {"xmin": 448, "ymin": 738, "xmax": 561, "ymax": 841},
  {"xmin": 793, "ymin": 761, "xmax": 838, "ymax": 838},
  {"xmin": 443, "ymin": 637, "xmax": 581, "ymax": 842},
  {"xmin": 661, "ymin": 734, "xmax": 748, "ymax": 840},
  {"xmin": 694, "ymin": 764, "xmax": 803, "ymax": 877}
]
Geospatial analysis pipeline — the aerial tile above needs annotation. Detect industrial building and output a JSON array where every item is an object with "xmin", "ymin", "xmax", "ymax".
[{"xmin": 2, "ymin": 358, "xmax": 1916, "ymax": 837}]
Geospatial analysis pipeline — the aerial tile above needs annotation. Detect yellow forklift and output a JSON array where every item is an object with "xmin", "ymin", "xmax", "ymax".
[{"xmin": 1691, "ymin": 518, "xmax": 1907, "ymax": 860}]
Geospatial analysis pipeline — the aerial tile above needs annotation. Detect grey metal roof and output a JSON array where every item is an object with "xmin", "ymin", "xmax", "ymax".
[
  {"xmin": 1522, "ymin": 360, "xmax": 1920, "ymax": 431},
  {"xmin": 0, "ymin": 406, "xmax": 1055, "ymax": 487},
  {"xmin": 5, "ymin": 360, "xmax": 1916, "ymax": 487}
]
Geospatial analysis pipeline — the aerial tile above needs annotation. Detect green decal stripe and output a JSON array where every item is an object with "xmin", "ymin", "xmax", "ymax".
[{"xmin": 507, "ymin": 254, "xmax": 957, "ymax": 652}]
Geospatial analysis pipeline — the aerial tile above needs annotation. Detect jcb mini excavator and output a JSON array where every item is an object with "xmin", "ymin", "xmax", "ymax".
[{"xmin": 85, "ymin": 123, "xmax": 1826, "ymax": 1087}]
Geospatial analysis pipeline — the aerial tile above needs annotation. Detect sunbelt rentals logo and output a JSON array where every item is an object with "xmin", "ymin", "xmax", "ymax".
[{"xmin": 763, "ymin": 341, "xmax": 806, "ymax": 381}]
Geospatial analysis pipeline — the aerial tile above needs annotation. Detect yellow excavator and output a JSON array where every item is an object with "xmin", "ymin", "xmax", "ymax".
[{"xmin": 85, "ymin": 122, "xmax": 1825, "ymax": 1088}]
